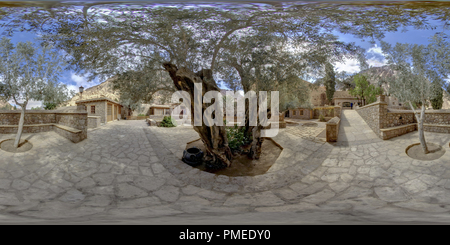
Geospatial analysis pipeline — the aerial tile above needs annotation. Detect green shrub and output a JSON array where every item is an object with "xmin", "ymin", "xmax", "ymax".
[
  {"xmin": 226, "ymin": 125, "xmax": 248, "ymax": 151},
  {"xmin": 43, "ymin": 102, "xmax": 57, "ymax": 110},
  {"xmin": 159, "ymin": 116, "xmax": 177, "ymax": 127},
  {"xmin": 319, "ymin": 114, "xmax": 326, "ymax": 122},
  {"xmin": 138, "ymin": 113, "xmax": 146, "ymax": 117}
]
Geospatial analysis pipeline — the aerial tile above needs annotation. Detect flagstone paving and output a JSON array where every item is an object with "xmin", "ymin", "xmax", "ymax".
[{"xmin": 2, "ymin": 119, "xmax": 450, "ymax": 224}]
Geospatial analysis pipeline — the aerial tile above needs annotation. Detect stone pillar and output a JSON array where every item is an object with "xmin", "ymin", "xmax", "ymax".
[{"xmin": 326, "ymin": 117, "xmax": 340, "ymax": 142}]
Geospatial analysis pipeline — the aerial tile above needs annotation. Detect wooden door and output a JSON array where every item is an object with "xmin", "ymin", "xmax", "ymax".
[
  {"xmin": 114, "ymin": 105, "xmax": 117, "ymax": 120},
  {"xmin": 107, "ymin": 103, "xmax": 113, "ymax": 122}
]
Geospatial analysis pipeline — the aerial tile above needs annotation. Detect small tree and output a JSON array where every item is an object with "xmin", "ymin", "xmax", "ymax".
[
  {"xmin": 349, "ymin": 74, "xmax": 382, "ymax": 106},
  {"xmin": 381, "ymin": 35, "xmax": 450, "ymax": 154},
  {"xmin": 324, "ymin": 62, "xmax": 336, "ymax": 104},
  {"xmin": 43, "ymin": 102, "xmax": 58, "ymax": 110},
  {"xmin": 430, "ymin": 80, "xmax": 444, "ymax": 110},
  {"xmin": 0, "ymin": 38, "xmax": 73, "ymax": 148}
]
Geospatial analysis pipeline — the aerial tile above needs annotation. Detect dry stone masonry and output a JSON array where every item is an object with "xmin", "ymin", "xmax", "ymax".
[
  {"xmin": 0, "ymin": 108, "xmax": 88, "ymax": 143},
  {"xmin": 356, "ymin": 95, "xmax": 450, "ymax": 140}
]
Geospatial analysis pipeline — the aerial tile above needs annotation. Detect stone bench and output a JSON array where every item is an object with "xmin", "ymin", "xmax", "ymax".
[
  {"xmin": 0, "ymin": 123, "xmax": 84, "ymax": 143},
  {"xmin": 423, "ymin": 123, "xmax": 450, "ymax": 134},
  {"xmin": 380, "ymin": 123, "xmax": 417, "ymax": 140}
]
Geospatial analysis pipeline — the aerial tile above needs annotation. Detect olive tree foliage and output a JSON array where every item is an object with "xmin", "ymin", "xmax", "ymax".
[
  {"xmin": 381, "ymin": 33, "xmax": 450, "ymax": 154},
  {"xmin": 1, "ymin": 2, "xmax": 447, "ymax": 166},
  {"xmin": 0, "ymin": 38, "xmax": 73, "ymax": 148}
]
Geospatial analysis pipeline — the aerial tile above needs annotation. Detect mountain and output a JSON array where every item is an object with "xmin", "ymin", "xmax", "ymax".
[
  {"xmin": 64, "ymin": 76, "xmax": 171, "ymax": 115},
  {"xmin": 66, "ymin": 77, "xmax": 121, "ymax": 106},
  {"xmin": 0, "ymin": 100, "xmax": 14, "ymax": 110}
]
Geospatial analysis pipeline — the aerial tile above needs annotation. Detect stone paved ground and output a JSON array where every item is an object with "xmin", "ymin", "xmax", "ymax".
[
  {"xmin": 2, "ymin": 120, "xmax": 450, "ymax": 224},
  {"xmin": 338, "ymin": 109, "xmax": 383, "ymax": 145},
  {"xmin": 284, "ymin": 118, "xmax": 326, "ymax": 142}
]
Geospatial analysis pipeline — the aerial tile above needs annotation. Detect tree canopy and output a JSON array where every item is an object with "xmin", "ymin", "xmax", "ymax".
[
  {"xmin": 0, "ymin": 38, "xmax": 72, "ymax": 147},
  {"xmin": 3, "ymin": 1, "xmax": 450, "ymax": 163}
]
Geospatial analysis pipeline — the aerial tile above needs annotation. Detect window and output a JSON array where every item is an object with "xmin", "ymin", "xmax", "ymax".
[
  {"xmin": 300, "ymin": 110, "xmax": 304, "ymax": 115},
  {"xmin": 91, "ymin": 106, "xmax": 95, "ymax": 114},
  {"xmin": 293, "ymin": 110, "xmax": 296, "ymax": 116}
]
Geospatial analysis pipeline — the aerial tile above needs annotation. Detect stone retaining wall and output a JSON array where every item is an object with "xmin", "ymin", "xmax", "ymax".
[
  {"xmin": 384, "ymin": 111, "xmax": 415, "ymax": 128},
  {"xmin": 0, "ymin": 111, "xmax": 56, "ymax": 125},
  {"xmin": 0, "ymin": 109, "xmax": 88, "ymax": 143},
  {"xmin": 355, "ymin": 101, "xmax": 385, "ymax": 138},
  {"xmin": 357, "ymin": 95, "xmax": 450, "ymax": 139}
]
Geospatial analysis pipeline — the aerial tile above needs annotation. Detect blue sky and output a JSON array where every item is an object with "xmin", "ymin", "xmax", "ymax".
[{"xmin": 2, "ymin": 6, "xmax": 449, "ymax": 109}]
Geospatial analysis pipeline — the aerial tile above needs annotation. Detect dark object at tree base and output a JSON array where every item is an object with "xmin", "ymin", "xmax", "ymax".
[
  {"xmin": 182, "ymin": 147, "xmax": 204, "ymax": 166},
  {"xmin": 205, "ymin": 160, "xmax": 227, "ymax": 170}
]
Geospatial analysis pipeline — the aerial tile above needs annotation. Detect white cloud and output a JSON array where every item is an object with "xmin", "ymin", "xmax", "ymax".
[
  {"xmin": 8, "ymin": 99, "xmax": 43, "ymax": 110},
  {"xmin": 367, "ymin": 44, "xmax": 384, "ymax": 56},
  {"xmin": 71, "ymin": 73, "xmax": 87, "ymax": 85},
  {"xmin": 334, "ymin": 57, "xmax": 361, "ymax": 74},
  {"xmin": 69, "ymin": 73, "xmax": 102, "ymax": 92}
]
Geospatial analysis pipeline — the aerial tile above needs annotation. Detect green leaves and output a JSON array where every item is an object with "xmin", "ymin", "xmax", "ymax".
[
  {"xmin": 226, "ymin": 124, "xmax": 248, "ymax": 151},
  {"xmin": 0, "ymin": 38, "xmax": 70, "ymax": 108},
  {"xmin": 159, "ymin": 116, "xmax": 176, "ymax": 127}
]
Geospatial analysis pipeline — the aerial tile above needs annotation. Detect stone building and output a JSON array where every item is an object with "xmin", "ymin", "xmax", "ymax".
[
  {"xmin": 332, "ymin": 91, "xmax": 359, "ymax": 108},
  {"xmin": 75, "ymin": 97, "xmax": 123, "ymax": 124}
]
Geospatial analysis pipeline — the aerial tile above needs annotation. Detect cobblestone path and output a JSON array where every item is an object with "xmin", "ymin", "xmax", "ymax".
[{"xmin": 1, "ymin": 120, "xmax": 450, "ymax": 224}]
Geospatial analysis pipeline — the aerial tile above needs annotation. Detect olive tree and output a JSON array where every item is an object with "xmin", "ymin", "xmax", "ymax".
[
  {"xmin": 381, "ymin": 33, "xmax": 450, "ymax": 154},
  {"xmin": 2, "ymin": 2, "xmax": 446, "ymax": 166},
  {"xmin": 0, "ymin": 38, "xmax": 72, "ymax": 148}
]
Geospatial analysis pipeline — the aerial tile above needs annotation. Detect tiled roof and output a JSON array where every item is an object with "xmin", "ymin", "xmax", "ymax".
[{"xmin": 75, "ymin": 97, "xmax": 122, "ymax": 106}]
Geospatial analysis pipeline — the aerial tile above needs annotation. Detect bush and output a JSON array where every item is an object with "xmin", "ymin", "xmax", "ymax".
[
  {"xmin": 226, "ymin": 125, "xmax": 248, "ymax": 151},
  {"xmin": 43, "ymin": 102, "xmax": 57, "ymax": 110},
  {"xmin": 159, "ymin": 116, "xmax": 177, "ymax": 127},
  {"xmin": 319, "ymin": 114, "xmax": 326, "ymax": 122},
  {"xmin": 138, "ymin": 113, "xmax": 146, "ymax": 116}
]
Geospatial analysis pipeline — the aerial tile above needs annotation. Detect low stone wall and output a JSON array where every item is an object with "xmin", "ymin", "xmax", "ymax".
[
  {"xmin": 423, "ymin": 124, "xmax": 450, "ymax": 134},
  {"xmin": 384, "ymin": 110, "xmax": 415, "ymax": 128},
  {"xmin": 0, "ymin": 110, "xmax": 56, "ymax": 125},
  {"xmin": 326, "ymin": 116, "xmax": 340, "ymax": 142},
  {"xmin": 0, "ymin": 109, "xmax": 88, "ymax": 143},
  {"xmin": 423, "ymin": 110, "xmax": 450, "ymax": 125},
  {"xmin": 355, "ymin": 101, "xmax": 385, "ymax": 138},
  {"xmin": 88, "ymin": 116, "xmax": 102, "ymax": 129},
  {"xmin": 313, "ymin": 107, "xmax": 334, "ymax": 119},
  {"xmin": 126, "ymin": 116, "xmax": 148, "ymax": 120},
  {"xmin": 0, "ymin": 124, "xmax": 54, "ymax": 134},
  {"xmin": 380, "ymin": 124, "xmax": 417, "ymax": 140},
  {"xmin": 357, "ymin": 95, "xmax": 450, "ymax": 140}
]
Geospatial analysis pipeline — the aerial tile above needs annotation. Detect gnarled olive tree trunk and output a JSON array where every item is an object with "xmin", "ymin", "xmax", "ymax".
[{"xmin": 163, "ymin": 63, "xmax": 233, "ymax": 168}]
